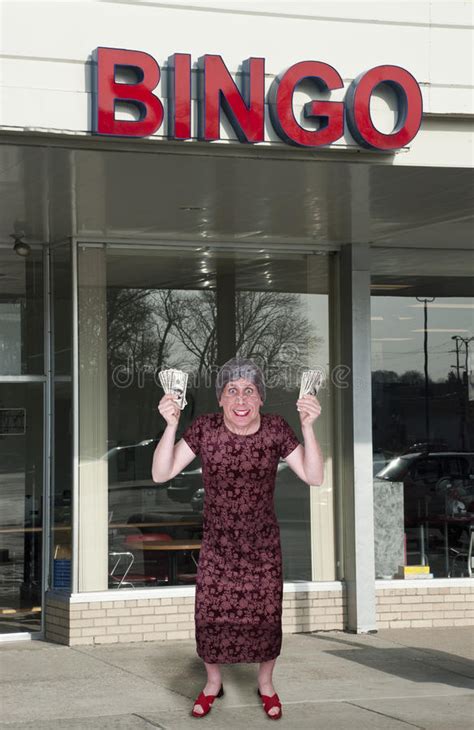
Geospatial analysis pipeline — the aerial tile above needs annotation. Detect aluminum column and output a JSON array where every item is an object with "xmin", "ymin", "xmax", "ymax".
[{"xmin": 336, "ymin": 242, "xmax": 376, "ymax": 632}]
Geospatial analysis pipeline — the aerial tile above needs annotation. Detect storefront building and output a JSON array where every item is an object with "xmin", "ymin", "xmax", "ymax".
[{"xmin": 0, "ymin": 1, "xmax": 472, "ymax": 645}]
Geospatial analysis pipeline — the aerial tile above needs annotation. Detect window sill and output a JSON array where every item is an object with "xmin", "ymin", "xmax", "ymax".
[
  {"xmin": 376, "ymin": 577, "xmax": 474, "ymax": 589},
  {"xmin": 47, "ymin": 580, "xmax": 344, "ymax": 604}
]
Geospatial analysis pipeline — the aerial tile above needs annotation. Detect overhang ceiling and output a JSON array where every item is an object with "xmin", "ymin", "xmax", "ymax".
[{"xmin": 0, "ymin": 138, "xmax": 472, "ymax": 253}]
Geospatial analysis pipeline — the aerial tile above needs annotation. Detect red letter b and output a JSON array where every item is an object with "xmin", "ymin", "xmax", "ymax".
[{"xmin": 93, "ymin": 47, "xmax": 164, "ymax": 137}]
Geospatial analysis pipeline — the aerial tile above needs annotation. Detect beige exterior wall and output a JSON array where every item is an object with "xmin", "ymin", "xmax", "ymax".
[
  {"xmin": 376, "ymin": 584, "xmax": 474, "ymax": 629},
  {"xmin": 45, "ymin": 582, "xmax": 474, "ymax": 647},
  {"xmin": 45, "ymin": 587, "xmax": 346, "ymax": 647}
]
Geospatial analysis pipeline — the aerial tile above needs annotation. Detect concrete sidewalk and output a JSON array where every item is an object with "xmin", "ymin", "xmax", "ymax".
[{"xmin": 0, "ymin": 628, "xmax": 473, "ymax": 729}]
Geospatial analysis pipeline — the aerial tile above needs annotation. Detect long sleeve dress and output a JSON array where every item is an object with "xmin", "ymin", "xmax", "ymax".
[{"xmin": 182, "ymin": 411, "xmax": 300, "ymax": 664}]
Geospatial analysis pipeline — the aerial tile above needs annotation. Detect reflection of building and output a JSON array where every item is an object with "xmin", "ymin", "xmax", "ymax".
[{"xmin": 0, "ymin": 2, "xmax": 473, "ymax": 645}]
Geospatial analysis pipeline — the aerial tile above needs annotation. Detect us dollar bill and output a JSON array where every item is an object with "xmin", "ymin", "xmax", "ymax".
[
  {"xmin": 158, "ymin": 368, "xmax": 188, "ymax": 410},
  {"xmin": 299, "ymin": 369, "xmax": 324, "ymax": 399}
]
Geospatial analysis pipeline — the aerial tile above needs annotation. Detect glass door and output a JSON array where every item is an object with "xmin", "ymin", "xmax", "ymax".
[
  {"xmin": 0, "ymin": 384, "xmax": 44, "ymax": 632},
  {"xmin": 0, "ymin": 247, "xmax": 46, "ymax": 634}
]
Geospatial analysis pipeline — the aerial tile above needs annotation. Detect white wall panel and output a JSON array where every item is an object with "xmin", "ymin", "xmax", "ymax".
[
  {"xmin": 0, "ymin": 0, "xmax": 472, "ymax": 167},
  {"xmin": 1, "ymin": 1, "xmax": 434, "ymax": 78},
  {"xmin": 0, "ymin": 87, "xmax": 88, "ymax": 131},
  {"xmin": 429, "ymin": 1, "xmax": 473, "ymax": 26},
  {"xmin": 113, "ymin": 1, "xmax": 432, "ymax": 25},
  {"xmin": 429, "ymin": 27, "xmax": 474, "ymax": 87}
]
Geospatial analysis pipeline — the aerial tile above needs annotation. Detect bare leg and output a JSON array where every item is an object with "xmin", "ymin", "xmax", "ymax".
[
  {"xmin": 258, "ymin": 657, "xmax": 280, "ymax": 716},
  {"xmin": 193, "ymin": 661, "xmax": 223, "ymax": 715}
]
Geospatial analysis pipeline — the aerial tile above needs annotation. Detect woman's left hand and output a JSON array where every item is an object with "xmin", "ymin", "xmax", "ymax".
[{"xmin": 296, "ymin": 394, "xmax": 322, "ymax": 427}]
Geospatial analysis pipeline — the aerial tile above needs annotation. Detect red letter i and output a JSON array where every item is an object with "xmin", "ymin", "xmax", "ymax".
[{"xmin": 168, "ymin": 53, "xmax": 192, "ymax": 139}]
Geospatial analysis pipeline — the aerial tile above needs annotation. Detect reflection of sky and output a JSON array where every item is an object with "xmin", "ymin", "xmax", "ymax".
[
  {"xmin": 370, "ymin": 298, "xmax": 473, "ymax": 380},
  {"xmin": 0, "ymin": 303, "xmax": 21, "ymax": 375},
  {"xmin": 304, "ymin": 294, "xmax": 329, "ymax": 368}
]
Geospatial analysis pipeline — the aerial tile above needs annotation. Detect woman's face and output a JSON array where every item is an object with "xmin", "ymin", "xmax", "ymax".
[{"xmin": 219, "ymin": 377, "xmax": 263, "ymax": 428}]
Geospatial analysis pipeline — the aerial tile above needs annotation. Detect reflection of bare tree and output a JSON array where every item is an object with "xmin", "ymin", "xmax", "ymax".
[
  {"xmin": 107, "ymin": 288, "xmax": 323, "ymax": 382},
  {"xmin": 236, "ymin": 291, "xmax": 318, "ymax": 368},
  {"xmin": 152, "ymin": 291, "xmax": 181, "ymax": 367},
  {"xmin": 163, "ymin": 290, "xmax": 217, "ymax": 374},
  {"xmin": 107, "ymin": 289, "xmax": 174, "ymax": 374},
  {"xmin": 372, "ymin": 370, "xmax": 433, "ymax": 385},
  {"xmin": 399, "ymin": 370, "xmax": 427, "ymax": 386}
]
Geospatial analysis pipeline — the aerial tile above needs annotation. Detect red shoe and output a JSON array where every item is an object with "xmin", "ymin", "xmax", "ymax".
[
  {"xmin": 191, "ymin": 684, "xmax": 224, "ymax": 718},
  {"xmin": 257, "ymin": 688, "xmax": 282, "ymax": 720}
]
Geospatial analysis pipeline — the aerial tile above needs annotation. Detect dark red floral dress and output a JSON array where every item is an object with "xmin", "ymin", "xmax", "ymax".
[{"xmin": 182, "ymin": 411, "xmax": 300, "ymax": 664}]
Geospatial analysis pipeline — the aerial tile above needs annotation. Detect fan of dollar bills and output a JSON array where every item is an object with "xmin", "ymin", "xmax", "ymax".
[
  {"xmin": 158, "ymin": 368, "xmax": 188, "ymax": 410},
  {"xmin": 299, "ymin": 369, "xmax": 324, "ymax": 399}
]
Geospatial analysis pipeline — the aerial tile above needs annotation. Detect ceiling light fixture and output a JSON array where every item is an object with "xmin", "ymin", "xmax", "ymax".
[
  {"xmin": 370, "ymin": 284, "xmax": 412, "ymax": 291},
  {"xmin": 10, "ymin": 233, "xmax": 31, "ymax": 257}
]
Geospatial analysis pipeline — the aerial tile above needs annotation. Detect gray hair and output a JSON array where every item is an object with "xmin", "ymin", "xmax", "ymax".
[{"xmin": 215, "ymin": 357, "xmax": 266, "ymax": 402}]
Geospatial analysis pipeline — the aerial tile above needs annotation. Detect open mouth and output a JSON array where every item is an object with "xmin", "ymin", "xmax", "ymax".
[{"xmin": 233, "ymin": 409, "xmax": 251, "ymax": 417}]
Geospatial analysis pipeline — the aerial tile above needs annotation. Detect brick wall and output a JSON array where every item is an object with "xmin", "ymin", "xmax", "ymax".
[
  {"xmin": 45, "ymin": 582, "xmax": 474, "ymax": 646},
  {"xmin": 376, "ymin": 582, "xmax": 474, "ymax": 629},
  {"xmin": 44, "ymin": 593, "xmax": 70, "ymax": 645},
  {"xmin": 45, "ymin": 587, "xmax": 346, "ymax": 646}
]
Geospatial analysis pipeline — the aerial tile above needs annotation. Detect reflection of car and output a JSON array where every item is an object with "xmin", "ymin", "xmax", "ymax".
[
  {"xmin": 105, "ymin": 438, "xmax": 160, "ymax": 484},
  {"xmin": 166, "ymin": 459, "xmax": 202, "ymax": 503},
  {"xmin": 106, "ymin": 433, "xmax": 193, "ymax": 486},
  {"xmin": 402, "ymin": 441, "xmax": 448, "ymax": 455},
  {"xmin": 372, "ymin": 450, "xmax": 389, "ymax": 476},
  {"xmin": 375, "ymin": 452, "xmax": 474, "ymax": 522},
  {"xmin": 104, "ymin": 438, "xmax": 156, "ymax": 460},
  {"xmin": 191, "ymin": 487, "xmax": 204, "ymax": 513}
]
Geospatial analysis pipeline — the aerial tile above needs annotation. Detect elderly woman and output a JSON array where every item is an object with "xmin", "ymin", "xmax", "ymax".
[{"xmin": 152, "ymin": 357, "xmax": 323, "ymax": 720}]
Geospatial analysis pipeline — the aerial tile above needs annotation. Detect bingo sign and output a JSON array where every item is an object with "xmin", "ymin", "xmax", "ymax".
[{"xmin": 92, "ymin": 48, "xmax": 423, "ymax": 150}]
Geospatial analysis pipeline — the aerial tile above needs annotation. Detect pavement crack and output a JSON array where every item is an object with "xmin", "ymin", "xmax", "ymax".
[
  {"xmin": 345, "ymin": 701, "xmax": 425, "ymax": 729},
  {"xmin": 132, "ymin": 713, "xmax": 168, "ymax": 729}
]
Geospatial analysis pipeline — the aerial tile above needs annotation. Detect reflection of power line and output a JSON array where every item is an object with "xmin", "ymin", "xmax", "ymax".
[
  {"xmin": 451, "ymin": 337, "xmax": 462, "ymax": 384},
  {"xmin": 416, "ymin": 296, "xmax": 435, "ymax": 443},
  {"xmin": 372, "ymin": 338, "xmax": 454, "ymax": 356},
  {"xmin": 375, "ymin": 350, "xmax": 454, "ymax": 359},
  {"xmin": 451, "ymin": 336, "xmax": 474, "ymax": 381},
  {"xmin": 430, "ymin": 339, "xmax": 462, "ymax": 352}
]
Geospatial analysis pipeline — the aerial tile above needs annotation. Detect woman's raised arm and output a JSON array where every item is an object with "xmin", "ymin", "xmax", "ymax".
[{"xmin": 151, "ymin": 394, "xmax": 196, "ymax": 482}]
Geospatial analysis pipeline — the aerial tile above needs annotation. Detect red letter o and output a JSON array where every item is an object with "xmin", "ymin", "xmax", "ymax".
[{"xmin": 345, "ymin": 65, "xmax": 422, "ymax": 150}]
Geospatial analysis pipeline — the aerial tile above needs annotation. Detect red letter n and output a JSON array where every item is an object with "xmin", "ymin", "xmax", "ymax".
[{"xmin": 198, "ymin": 55, "xmax": 264, "ymax": 143}]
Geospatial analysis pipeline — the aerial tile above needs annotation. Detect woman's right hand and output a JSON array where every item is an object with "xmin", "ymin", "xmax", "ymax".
[{"xmin": 158, "ymin": 393, "xmax": 181, "ymax": 428}]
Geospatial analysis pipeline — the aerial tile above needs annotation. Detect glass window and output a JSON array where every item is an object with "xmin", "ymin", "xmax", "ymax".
[
  {"xmin": 0, "ymin": 249, "xmax": 44, "ymax": 375},
  {"xmin": 78, "ymin": 244, "xmax": 333, "ymax": 590},
  {"xmin": 371, "ymin": 248, "xmax": 474, "ymax": 579}
]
